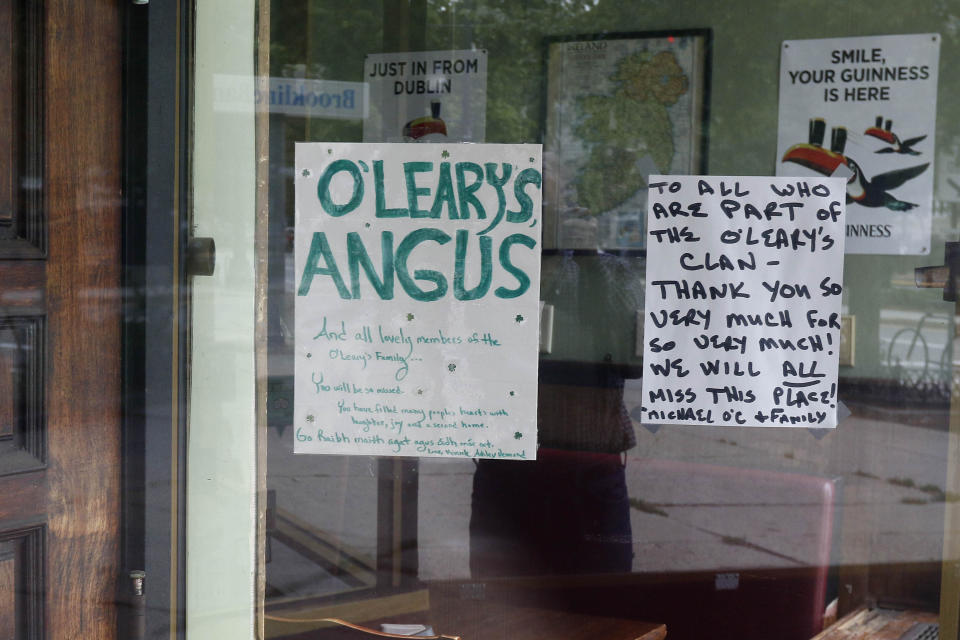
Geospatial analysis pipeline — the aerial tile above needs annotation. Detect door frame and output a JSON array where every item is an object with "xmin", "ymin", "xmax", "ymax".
[{"xmin": 122, "ymin": 1, "xmax": 194, "ymax": 637}]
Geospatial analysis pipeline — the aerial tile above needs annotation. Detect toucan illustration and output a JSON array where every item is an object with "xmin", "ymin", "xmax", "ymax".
[
  {"xmin": 782, "ymin": 118, "xmax": 929, "ymax": 211},
  {"xmin": 403, "ymin": 101, "xmax": 448, "ymax": 140},
  {"xmin": 864, "ymin": 116, "xmax": 926, "ymax": 155}
]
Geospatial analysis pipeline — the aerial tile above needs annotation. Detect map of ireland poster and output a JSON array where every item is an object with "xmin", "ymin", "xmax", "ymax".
[{"xmin": 544, "ymin": 30, "xmax": 711, "ymax": 250}]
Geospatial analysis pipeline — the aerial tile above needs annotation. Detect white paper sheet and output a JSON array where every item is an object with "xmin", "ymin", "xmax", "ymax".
[
  {"xmin": 294, "ymin": 143, "xmax": 542, "ymax": 458},
  {"xmin": 777, "ymin": 34, "xmax": 940, "ymax": 255},
  {"xmin": 640, "ymin": 175, "xmax": 846, "ymax": 428}
]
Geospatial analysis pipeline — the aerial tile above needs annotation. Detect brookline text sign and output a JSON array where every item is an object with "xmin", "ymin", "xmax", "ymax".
[
  {"xmin": 214, "ymin": 75, "xmax": 368, "ymax": 119},
  {"xmin": 639, "ymin": 175, "xmax": 846, "ymax": 428},
  {"xmin": 294, "ymin": 143, "xmax": 542, "ymax": 458}
]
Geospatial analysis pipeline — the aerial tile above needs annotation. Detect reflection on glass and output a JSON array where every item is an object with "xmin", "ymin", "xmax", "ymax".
[
  {"xmin": 265, "ymin": 452, "xmax": 378, "ymax": 599},
  {"xmin": 261, "ymin": 1, "xmax": 960, "ymax": 639}
]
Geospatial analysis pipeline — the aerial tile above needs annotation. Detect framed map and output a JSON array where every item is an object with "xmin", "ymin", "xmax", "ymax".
[{"xmin": 543, "ymin": 30, "xmax": 711, "ymax": 250}]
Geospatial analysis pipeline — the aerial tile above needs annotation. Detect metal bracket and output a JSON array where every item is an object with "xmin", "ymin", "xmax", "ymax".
[
  {"xmin": 915, "ymin": 241, "xmax": 960, "ymax": 301},
  {"xmin": 127, "ymin": 570, "xmax": 146, "ymax": 639}
]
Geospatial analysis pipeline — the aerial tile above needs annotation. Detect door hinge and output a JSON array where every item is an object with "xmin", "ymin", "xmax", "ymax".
[{"xmin": 125, "ymin": 570, "xmax": 145, "ymax": 640}]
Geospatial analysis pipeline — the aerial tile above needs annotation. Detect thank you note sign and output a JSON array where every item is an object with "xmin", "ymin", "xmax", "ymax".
[
  {"xmin": 640, "ymin": 176, "xmax": 846, "ymax": 428},
  {"xmin": 295, "ymin": 143, "xmax": 542, "ymax": 458}
]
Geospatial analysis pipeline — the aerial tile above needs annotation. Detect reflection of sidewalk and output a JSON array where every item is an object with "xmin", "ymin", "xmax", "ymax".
[
  {"xmin": 420, "ymin": 399, "xmax": 950, "ymax": 579},
  {"xmin": 625, "ymin": 460, "xmax": 835, "ymax": 573},
  {"xmin": 267, "ymin": 390, "xmax": 952, "ymax": 587},
  {"xmin": 270, "ymin": 507, "xmax": 376, "ymax": 588},
  {"xmin": 265, "ymin": 428, "xmax": 380, "ymax": 597},
  {"xmin": 620, "ymin": 375, "xmax": 949, "ymax": 573}
]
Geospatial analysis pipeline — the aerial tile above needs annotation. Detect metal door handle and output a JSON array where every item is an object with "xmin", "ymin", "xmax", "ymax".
[{"xmin": 186, "ymin": 237, "xmax": 216, "ymax": 277}]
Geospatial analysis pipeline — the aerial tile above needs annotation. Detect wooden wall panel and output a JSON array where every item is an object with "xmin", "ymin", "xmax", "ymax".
[
  {"xmin": 0, "ymin": 1, "xmax": 122, "ymax": 638},
  {"xmin": 0, "ymin": 316, "xmax": 45, "ymax": 472},
  {"xmin": 0, "ymin": 328, "xmax": 15, "ymax": 440},
  {"xmin": 0, "ymin": 1, "xmax": 43, "ymax": 256},
  {"xmin": 0, "ymin": 1, "xmax": 16, "ymax": 225},
  {"xmin": 0, "ymin": 546, "xmax": 16, "ymax": 639},
  {"xmin": 44, "ymin": 0, "xmax": 123, "ymax": 636},
  {"xmin": 0, "ymin": 527, "xmax": 45, "ymax": 639}
]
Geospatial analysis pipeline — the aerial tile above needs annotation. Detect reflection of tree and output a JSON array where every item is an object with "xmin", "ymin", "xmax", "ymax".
[
  {"xmin": 270, "ymin": 3, "xmax": 383, "ymax": 83},
  {"xmin": 271, "ymin": 1, "xmax": 599, "ymax": 140},
  {"xmin": 268, "ymin": 0, "xmax": 960, "ymax": 211},
  {"xmin": 422, "ymin": 0, "xmax": 589, "ymax": 142}
]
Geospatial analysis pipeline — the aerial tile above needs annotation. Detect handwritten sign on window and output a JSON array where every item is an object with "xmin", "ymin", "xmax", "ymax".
[
  {"xmin": 294, "ymin": 143, "xmax": 542, "ymax": 458},
  {"xmin": 640, "ymin": 175, "xmax": 846, "ymax": 428}
]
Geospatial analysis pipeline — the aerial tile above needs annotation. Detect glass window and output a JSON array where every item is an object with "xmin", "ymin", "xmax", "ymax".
[{"xmin": 185, "ymin": 1, "xmax": 960, "ymax": 640}]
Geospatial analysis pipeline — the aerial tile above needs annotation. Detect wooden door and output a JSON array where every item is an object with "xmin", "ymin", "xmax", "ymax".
[{"xmin": 0, "ymin": 1, "xmax": 122, "ymax": 637}]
